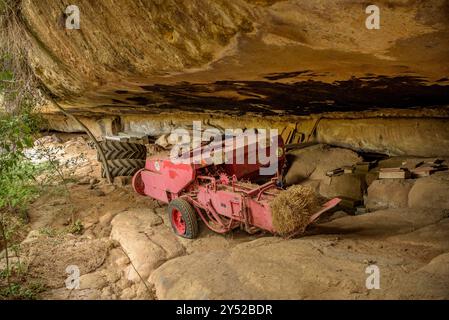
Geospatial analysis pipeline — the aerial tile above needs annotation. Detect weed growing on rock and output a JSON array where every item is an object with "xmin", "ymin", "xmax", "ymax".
[{"xmin": 0, "ymin": 0, "xmax": 43, "ymax": 112}]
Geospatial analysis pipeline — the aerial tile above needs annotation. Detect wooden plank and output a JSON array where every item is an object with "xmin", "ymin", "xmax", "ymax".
[
  {"xmin": 338, "ymin": 197, "xmax": 362, "ymax": 209},
  {"xmin": 424, "ymin": 159, "xmax": 444, "ymax": 166},
  {"xmin": 343, "ymin": 166, "xmax": 355, "ymax": 174},
  {"xmin": 104, "ymin": 135, "xmax": 129, "ymax": 142},
  {"xmin": 380, "ymin": 167, "xmax": 403, "ymax": 172},
  {"xmin": 355, "ymin": 161, "xmax": 375, "ymax": 173},
  {"xmin": 281, "ymin": 126, "xmax": 295, "ymax": 145},
  {"xmin": 379, "ymin": 169, "xmax": 411, "ymax": 179},
  {"xmin": 291, "ymin": 131, "xmax": 305, "ymax": 144},
  {"xmin": 402, "ymin": 160, "xmax": 424, "ymax": 170},
  {"xmin": 411, "ymin": 166, "xmax": 436, "ymax": 178},
  {"xmin": 118, "ymin": 131, "xmax": 148, "ymax": 139},
  {"xmin": 326, "ymin": 168, "xmax": 344, "ymax": 177}
]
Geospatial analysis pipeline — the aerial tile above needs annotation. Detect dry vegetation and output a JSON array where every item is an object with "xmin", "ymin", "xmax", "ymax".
[
  {"xmin": 0, "ymin": 0, "xmax": 43, "ymax": 112},
  {"xmin": 270, "ymin": 185, "xmax": 321, "ymax": 236}
]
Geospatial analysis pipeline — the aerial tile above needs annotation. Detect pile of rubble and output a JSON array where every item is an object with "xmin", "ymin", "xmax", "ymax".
[{"xmin": 285, "ymin": 144, "xmax": 449, "ymax": 214}]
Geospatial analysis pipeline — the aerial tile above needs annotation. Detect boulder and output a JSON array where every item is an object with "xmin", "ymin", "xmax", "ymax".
[
  {"xmin": 110, "ymin": 208, "xmax": 184, "ymax": 281},
  {"xmin": 19, "ymin": 235, "xmax": 112, "ymax": 289},
  {"xmin": 79, "ymin": 272, "xmax": 108, "ymax": 290},
  {"xmin": 316, "ymin": 208, "xmax": 449, "ymax": 238},
  {"xmin": 155, "ymin": 135, "xmax": 170, "ymax": 148},
  {"xmin": 149, "ymin": 238, "xmax": 368, "ymax": 300},
  {"xmin": 319, "ymin": 174, "xmax": 365, "ymax": 200},
  {"xmin": 388, "ymin": 218, "xmax": 449, "ymax": 251},
  {"xmin": 388, "ymin": 252, "xmax": 449, "ymax": 299},
  {"xmin": 365, "ymin": 170, "xmax": 379, "ymax": 187},
  {"xmin": 408, "ymin": 172, "xmax": 449, "ymax": 209},
  {"xmin": 366, "ymin": 179, "xmax": 414, "ymax": 210},
  {"xmin": 149, "ymin": 233, "xmax": 449, "ymax": 300},
  {"xmin": 285, "ymin": 144, "xmax": 362, "ymax": 185}
]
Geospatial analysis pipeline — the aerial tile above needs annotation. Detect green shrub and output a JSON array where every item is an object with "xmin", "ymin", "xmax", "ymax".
[{"xmin": 0, "ymin": 107, "xmax": 44, "ymax": 299}]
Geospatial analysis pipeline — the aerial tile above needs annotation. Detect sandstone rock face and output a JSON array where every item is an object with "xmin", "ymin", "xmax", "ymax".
[
  {"xmin": 317, "ymin": 118, "xmax": 449, "ymax": 157},
  {"xmin": 388, "ymin": 218, "xmax": 449, "ymax": 251},
  {"xmin": 79, "ymin": 271, "xmax": 108, "ymax": 290},
  {"xmin": 44, "ymin": 115, "xmax": 120, "ymax": 139},
  {"xmin": 110, "ymin": 208, "xmax": 185, "ymax": 281},
  {"xmin": 21, "ymin": 0, "xmax": 449, "ymax": 117},
  {"xmin": 150, "ymin": 212, "xmax": 449, "ymax": 300},
  {"xmin": 284, "ymin": 144, "xmax": 365, "ymax": 200},
  {"xmin": 316, "ymin": 208, "xmax": 449, "ymax": 237},
  {"xmin": 284, "ymin": 144, "xmax": 362, "ymax": 185},
  {"xmin": 366, "ymin": 179, "xmax": 415, "ymax": 210},
  {"xmin": 388, "ymin": 252, "xmax": 449, "ymax": 299},
  {"xmin": 149, "ymin": 238, "xmax": 370, "ymax": 300},
  {"xmin": 408, "ymin": 172, "xmax": 449, "ymax": 209},
  {"xmin": 319, "ymin": 174, "xmax": 365, "ymax": 201},
  {"xmin": 20, "ymin": 235, "xmax": 112, "ymax": 289},
  {"xmin": 23, "ymin": 0, "xmax": 257, "ymax": 97}
]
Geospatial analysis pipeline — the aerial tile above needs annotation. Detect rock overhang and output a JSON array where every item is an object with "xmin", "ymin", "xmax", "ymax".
[{"xmin": 18, "ymin": 0, "xmax": 449, "ymax": 116}]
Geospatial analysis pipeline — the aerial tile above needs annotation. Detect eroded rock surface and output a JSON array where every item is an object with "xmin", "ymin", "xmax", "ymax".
[
  {"xmin": 151, "ymin": 237, "xmax": 449, "ymax": 299},
  {"xmin": 110, "ymin": 208, "xmax": 184, "ymax": 281},
  {"xmin": 366, "ymin": 179, "xmax": 415, "ymax": 210},
  {"xmin": 284, "ymin": 144, "xmax": 362, "ymax": 185},
  {"xmin": 20, "ymin": 0, "xmax": 449, "ymax": 116},
  {"xmin": 408, "ymin": 172, "xmax": 449, "ymax": 209},
  {"xmin": 7, "ymin": 134, "xmax": 449, "ymax": 300}
]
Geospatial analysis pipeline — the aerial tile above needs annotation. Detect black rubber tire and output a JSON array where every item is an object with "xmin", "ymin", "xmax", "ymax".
[
  {"xmin": 97, "ymin": 141, "xmax": 147, "ymax": 161},
  {"xmin": 167, "ymin": 199, "xmax": 199, "ymax": 239},
  {"xmin": 101, "ymin": 159, "xmax": 146, "ymax": 178}
]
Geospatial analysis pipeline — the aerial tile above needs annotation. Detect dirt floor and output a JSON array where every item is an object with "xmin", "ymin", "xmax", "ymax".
[{"xmin": 2, "ymin": 133, "xmax": 448, "ymax": 300}]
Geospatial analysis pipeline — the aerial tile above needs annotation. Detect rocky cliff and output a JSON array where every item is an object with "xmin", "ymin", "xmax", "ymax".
[
  {"xmin": 21, "ymin": 0, "xmax": 449, "ymax": 115},
  {"xmin": 12, "ymin": 0, "xmax": 449, "ymax": 156}
]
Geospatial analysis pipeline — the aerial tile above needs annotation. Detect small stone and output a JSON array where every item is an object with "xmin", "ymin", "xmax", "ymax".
[
  {"xmin": 78, "ymin": 177, "xmax": 91, "ymax": 185},
  {"xmin": 101, "ymin": 287, "xmax": 113, "ymax": 298},
  {"xmin": 114, "ymin": 176, "xmax": 131, "ymax": 187},
  {"xmin": 94, "ymin": 190, "xmax": 106, "ymax": 197},
  {"xmin": 83, "ymin": 221, "xmax": 96, "ymax": 229},
  {"xmin": 363, "ymin": 259, "xmax": 377, "ymax": 265},
  {"xmin": 102, "ymin": 185, "xmax": 117, "ymax": 194},
  {"xmin": 22, "ymin": 230, "xmax": 41, "ymax": 244},
  {"xmin": 103, "ymin": 270, "xmax": 121, "ymax": 284},
  {"xmin": 79, "ymin": 272, "xmax": 107, "ymax": 290},
  {"xmin": 155, "ymin": 134, "xmax": 169, "ymax": 148},
  {"xmin": 120, "ymin": 287, "xmax": 137, "ymax": 300},
  {"xmin": 115, "ymin": 256, "xmax": 130, "ymax": 268},
  {"xmin": 51, "ymin": 134, "xmax": 63, "ymax": 143},
  {"xmin": 99, "ymin": 212, "xmax": 114, "ymax": 225}
]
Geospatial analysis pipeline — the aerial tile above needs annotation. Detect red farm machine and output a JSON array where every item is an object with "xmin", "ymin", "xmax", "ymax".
[{"xmin": 132, "ymin": 133, "xmax": 340, "ymax": 239}]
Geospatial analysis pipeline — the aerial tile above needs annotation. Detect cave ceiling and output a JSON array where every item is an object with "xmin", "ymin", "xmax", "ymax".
[{"xmin": 22, "ymin": 0, "xmax": 449, "ymax": 116}]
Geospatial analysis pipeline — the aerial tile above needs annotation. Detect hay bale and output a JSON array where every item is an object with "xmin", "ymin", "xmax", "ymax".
[{"xmin": 270, "ymin": 185, "xmax": 321, "ymax": 236}]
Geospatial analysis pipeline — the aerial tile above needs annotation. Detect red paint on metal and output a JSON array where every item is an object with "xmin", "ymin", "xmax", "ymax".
[
  {"xmin": 171, "ymin": 208, "xmax": 186, "ymax": 235},
  {"xmin": 133, "ymin": 134, "xmax": 338, "ymax": 237},
  {"xmin": 131, "ymin": 169, "xmax": 146, "ymax": 195}
]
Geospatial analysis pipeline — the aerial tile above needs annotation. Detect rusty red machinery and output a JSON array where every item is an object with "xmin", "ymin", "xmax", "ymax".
[{"xmin": 132, "ymin": 133, "xmax": 340, "ymax": 238}]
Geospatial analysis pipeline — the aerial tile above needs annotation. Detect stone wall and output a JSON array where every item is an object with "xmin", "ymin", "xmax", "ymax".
[{"xmin": 43, "ymin": 112, "xmax": 449, "ymax": 157}]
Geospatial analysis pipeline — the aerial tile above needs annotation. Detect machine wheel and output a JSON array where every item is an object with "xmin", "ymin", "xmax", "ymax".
[
  {"xmin": 132, "ymin": 169, "xmax": 146, "ymax": 195},
  {"xmin": 101, "ymin": 159, "xmax": 146, "ymax": 178},
  {"xmin": 97, "ymin": 140, "xmax": 147, "ymax": 161},
  {"xmin": 167, "ymin": 199, "xmax": 199, "ymax": 239}
]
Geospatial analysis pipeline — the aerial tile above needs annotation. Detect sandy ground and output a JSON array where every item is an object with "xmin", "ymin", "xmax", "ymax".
[{"xmin": 4, "ymin": 133, "xmax": 447, "ymax": 300}]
